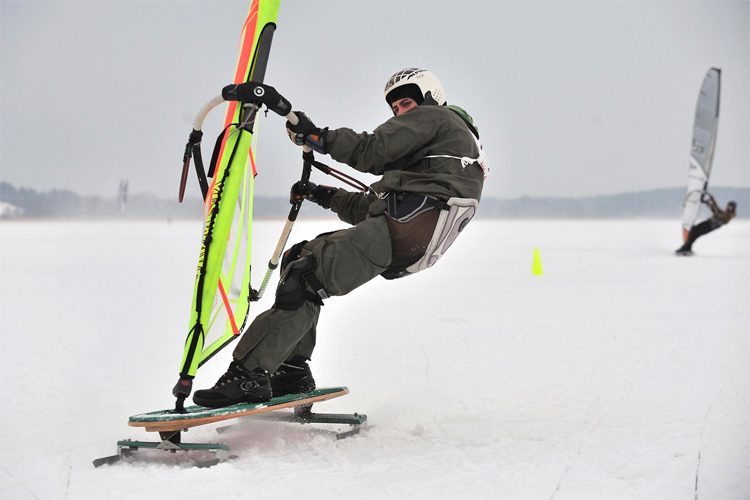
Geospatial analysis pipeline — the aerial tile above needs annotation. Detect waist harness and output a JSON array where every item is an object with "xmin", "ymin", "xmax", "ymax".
[{"xmin": 381, "ymin": 192, "xmax": 478, "ymax": 280}]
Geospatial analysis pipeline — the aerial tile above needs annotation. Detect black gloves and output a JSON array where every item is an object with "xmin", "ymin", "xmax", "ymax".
[
  {"xmin": 286, "ymin": 112, "xmax": 328, "ymax": 154},
  {"xmin": 290, "ymin": 181, "xmax": 337, "ymax": 210},
  {"xmin": 701, "ymin": 193, "xmax": 715, "ymax": 204}
]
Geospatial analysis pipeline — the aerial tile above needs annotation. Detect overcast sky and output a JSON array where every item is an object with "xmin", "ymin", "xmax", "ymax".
[{"xmin": 1, "ymin": 1, "xmax": 748, "ymax": 201}]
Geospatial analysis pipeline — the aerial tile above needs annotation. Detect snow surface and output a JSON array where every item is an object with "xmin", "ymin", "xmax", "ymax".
[{"xmin": 1, "ymin": 218, "xmax": 748, "ymax": 500}]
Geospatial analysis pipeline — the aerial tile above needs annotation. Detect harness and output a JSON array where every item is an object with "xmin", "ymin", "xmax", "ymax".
[
  {"xmin": 380, "ymin": 123, "xmax": 488, "ymax": 280},
  {"xmin": 423, "ymin": 133, "xmax": 490, "ymax": 180},
  {"xmin": 381, "ymin": 191, "xmax": 478, "ymax": 280}
]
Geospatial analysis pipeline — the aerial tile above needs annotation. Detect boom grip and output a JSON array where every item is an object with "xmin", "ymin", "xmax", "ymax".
[
  {"xmin": 222, "ymin": 82, "xmax": 292, "ymax": 117},
  {"xmin": 221, "ymin": 83, "xmax": 309, "ymax": 152}
]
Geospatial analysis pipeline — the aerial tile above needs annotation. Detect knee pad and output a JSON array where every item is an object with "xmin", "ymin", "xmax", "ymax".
[
  {"xmin": 273, "ymin": 255, "xmax": 329, "ymax": 311},
  {"xmin": 280, "ymin": 240, "xmax": 308, "ymax": 271}
]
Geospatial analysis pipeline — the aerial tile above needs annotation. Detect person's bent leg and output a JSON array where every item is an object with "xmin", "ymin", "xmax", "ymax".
[{"xmin": 234, "ymin": 216, "xmax": 392, "ymax": 372}]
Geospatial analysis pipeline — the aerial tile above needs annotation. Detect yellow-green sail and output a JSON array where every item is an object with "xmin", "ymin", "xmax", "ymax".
[{"xmin": 179, "ymin": 0, "xmax": 280, "ymax": 380}]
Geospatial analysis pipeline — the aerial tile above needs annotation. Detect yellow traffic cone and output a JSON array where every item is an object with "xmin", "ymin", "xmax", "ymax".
[{"xmin": 532, "ymin": 248, "xmax": 543, "ymax": 276}]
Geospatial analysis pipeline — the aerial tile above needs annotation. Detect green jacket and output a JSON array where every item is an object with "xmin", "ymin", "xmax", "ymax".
[
  {"xmin": 324, "ymin": 104, "xmax": 486, "ymax": 225},
  {"xmin": 707, "ymin": 198, "xmax": 736, "ymax": 225}
]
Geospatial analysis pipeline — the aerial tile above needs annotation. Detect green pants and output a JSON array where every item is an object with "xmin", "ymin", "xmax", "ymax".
[{"xmin": 233, "ymin": 215, "xmax": 393, "ymax": 371}]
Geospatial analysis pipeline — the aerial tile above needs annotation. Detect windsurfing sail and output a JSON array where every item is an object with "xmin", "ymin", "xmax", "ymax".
[
  {"xmin": 176, "ymin": 0, "xmax": 280, "ymax": 396},
  {"xmin": 118, "ymin": 179, "xmax": 128, "ymax": 212},
  {"xmin": 681, "ymin": 67, "xmax": 721, "ymax": 242}
]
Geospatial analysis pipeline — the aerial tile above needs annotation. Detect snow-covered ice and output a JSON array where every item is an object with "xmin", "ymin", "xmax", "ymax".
[{"xmin": 1, "ymin": 218, "xmax": 747, "ymax": 499}]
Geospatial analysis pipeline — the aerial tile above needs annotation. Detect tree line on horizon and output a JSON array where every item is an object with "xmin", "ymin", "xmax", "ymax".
[{"xmin": 0, "ymin": 182, "xmax": 747, "ymax": 219}]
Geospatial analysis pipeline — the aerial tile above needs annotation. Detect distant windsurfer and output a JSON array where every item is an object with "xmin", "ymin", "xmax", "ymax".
[
  {"xmin": 676, "ymin": 194, "xmax": 736, "ymax": 255},
  {"xmin": 118, "ymin": 179, "xmax": 129, "ymax": 212}
]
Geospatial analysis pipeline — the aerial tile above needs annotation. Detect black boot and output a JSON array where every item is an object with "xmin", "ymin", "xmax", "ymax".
[
  {"xmin": 269, "ymin": 356, "xmax": 316, "ymax": 397},
  {"xmin": 675, "ymin": 243, "xmax": 693, "ymax": 256},
  {"xmin": 193, "ymin": 361, "xmax": 272, "ymax": 409}
]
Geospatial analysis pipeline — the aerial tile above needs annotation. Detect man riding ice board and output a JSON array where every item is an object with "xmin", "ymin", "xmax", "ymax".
[
  {"xmin": 676, "ymin": 195, "xmax": 736, "ymax": 256},
  {"xmin": 192, "ymin": 68, "xmax": 490, "ymax": 408}
]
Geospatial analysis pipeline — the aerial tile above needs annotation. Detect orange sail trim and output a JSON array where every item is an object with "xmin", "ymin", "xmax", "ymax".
[
  {"xmin": 216, "ymin": 141, "xmax": 257, "ymax": 338},
  {"xmin": 237, "ymin": 7, "xmax": 260, "ymax": 75},
  {"xmin": 218, "ymin": 279, "xmax": 241, "ymax": 336},
  {"xmin": 226, "ymin": 7, "xmax": 259, "ymax": 123},
  {"xmin": 204, "ymin": 2, "xmax": 260, "ymax": 213},
  {"xmin": 249, "ymin": 144, "xmax": 258, "ymax": 177},
  {"xmin": 206, "ymin": 0, "xmax": 260, "ymax": 335}
]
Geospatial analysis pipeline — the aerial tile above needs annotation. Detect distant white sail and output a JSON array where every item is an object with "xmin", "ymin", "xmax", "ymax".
[
  {"xmin": 118, "ymin": 179, "xmax": 129, "ymax": 212},
  {"xmin": 681, "ymin": 68, "xmax": 720, "ymax": 241}
]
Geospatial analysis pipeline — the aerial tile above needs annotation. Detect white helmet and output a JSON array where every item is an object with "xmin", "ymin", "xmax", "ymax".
[{"xmin": 384, "ymin": 68, "xmax": 446, "ymax": 109}]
